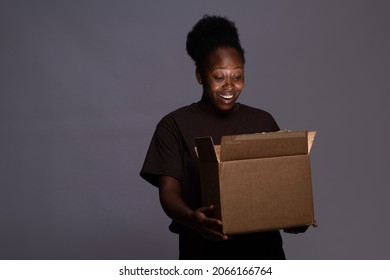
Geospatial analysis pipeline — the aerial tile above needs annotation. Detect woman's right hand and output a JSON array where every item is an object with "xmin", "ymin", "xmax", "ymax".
[
  {"xmin": 158, "ymin": 176, "xmax": 229, "ymax": 241},
  {"xmin": 191, "ymin": 205, "xmax": 229, "ymax": 241}
]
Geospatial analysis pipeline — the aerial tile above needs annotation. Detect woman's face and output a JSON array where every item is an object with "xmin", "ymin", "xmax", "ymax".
[{"xmin": 198, "ymin": 47, "xmax": 245, "ymax": 112}]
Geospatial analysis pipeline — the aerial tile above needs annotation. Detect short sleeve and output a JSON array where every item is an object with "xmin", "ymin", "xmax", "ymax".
[
  {"xmin": 268, "ymin": 114, "xmax": 280, "ymax": 132},
  {"xmin": 140, "ymin": 116, "xmax": 183, "ymax": 187}
]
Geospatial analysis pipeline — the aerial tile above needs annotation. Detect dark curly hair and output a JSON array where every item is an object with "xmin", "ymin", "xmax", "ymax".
[{"xmin": 186, "ymin": 15, "xmax": 245, "ymax": 69}]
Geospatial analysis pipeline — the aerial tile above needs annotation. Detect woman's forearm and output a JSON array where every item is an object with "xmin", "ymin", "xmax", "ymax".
[{"xmin": 158, "ymin": 176, "xmax": 196, "ymax": 229}]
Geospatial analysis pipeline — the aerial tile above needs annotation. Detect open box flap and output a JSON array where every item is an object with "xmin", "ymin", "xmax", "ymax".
[
  {"xmin": 196, "ymin": 130, "xmax": 316, "ymax": 162},
  {"xmin": 195, "ymin": 137, "xmax": 219, "ymax": 162},
  {"xmin": 220, "ymin": 130, "xmax": 309, "ymax": 161},
  {"xmin": 308, "ymin": 131, "xmax": 316, "ymax": 154}
]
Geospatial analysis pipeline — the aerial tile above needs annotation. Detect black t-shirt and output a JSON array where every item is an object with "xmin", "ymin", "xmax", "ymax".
[
  {"xmin": 140, "ymin": 100, "xmax": 280, "ymax": 232},
  {"xmin": 140, "ymin": 100, "xmax": 286, "ymax": 259}
]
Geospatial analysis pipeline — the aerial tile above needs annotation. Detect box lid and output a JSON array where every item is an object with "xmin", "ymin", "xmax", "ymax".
[{"xmin": 196, "ymin": 130, "xmax": 316, "ymax": 162}]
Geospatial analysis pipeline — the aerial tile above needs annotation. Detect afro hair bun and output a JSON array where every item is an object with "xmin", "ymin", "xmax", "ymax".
[{"xmin": 186, "ymin": 15, "xmax": 245, "ymax": 68}]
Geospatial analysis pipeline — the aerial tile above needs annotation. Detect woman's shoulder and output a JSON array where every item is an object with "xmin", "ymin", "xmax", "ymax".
[
  {"xmin": 238, "ymin": 103, "xmax": 276, "ymax": 118},
  {"xmin": 164, "ymin": 103, "xmax": 197, "ymax": 117},
  {"xmin": 157, "ymin": 103, "xmax": 198, "ymax": 126},
  {"xmin": 238, "ymin": 103, "xmax": 280, "ymax": 131}
]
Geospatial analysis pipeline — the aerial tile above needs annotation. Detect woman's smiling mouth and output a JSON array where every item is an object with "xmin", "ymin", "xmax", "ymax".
[{"xmin": 217, "ymin": 92, "xmax": 235, "ymax": 101}]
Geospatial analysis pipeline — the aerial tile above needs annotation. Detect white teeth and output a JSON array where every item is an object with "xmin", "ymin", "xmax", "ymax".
[{"xmin": 218, "ymin": 93, "xmax": 234, "ymax": 100}]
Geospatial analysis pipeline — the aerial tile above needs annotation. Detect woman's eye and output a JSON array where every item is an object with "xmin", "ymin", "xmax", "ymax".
[
  {"xmin": 214, "ymin": 76, "xmax": 224, "ymax": 82},
  {"xmin": 233, "ymin": 75, "xmax": 241, "ymax": 80}
]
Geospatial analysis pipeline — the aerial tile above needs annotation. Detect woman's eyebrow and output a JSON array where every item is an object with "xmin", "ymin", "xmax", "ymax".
[{"xmin": 213, "ymin": 66, "xmax": 243, "ymax": 70}]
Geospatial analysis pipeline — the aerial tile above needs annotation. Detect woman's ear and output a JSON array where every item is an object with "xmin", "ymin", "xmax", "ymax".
[{"xmin": 195, "ymin": 68, "xmax": 202, "ymax": 84}]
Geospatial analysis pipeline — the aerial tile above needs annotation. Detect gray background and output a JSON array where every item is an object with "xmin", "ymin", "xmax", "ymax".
[{"xmin": 1, "ymin": 0, "xmax": 389, "ymax": 259}]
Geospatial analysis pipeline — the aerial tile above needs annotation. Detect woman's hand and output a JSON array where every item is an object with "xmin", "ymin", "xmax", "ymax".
[
  {"xmin": 191, "ymin": 205, "xmax": 229, "ymax": 241},
  {"xmin": 159, "ymin": 176, "xmax": 313, "ymax": 239},
  {"xmin": 158, "ymin": 176, "xmax": 228, "ymax": 241}
]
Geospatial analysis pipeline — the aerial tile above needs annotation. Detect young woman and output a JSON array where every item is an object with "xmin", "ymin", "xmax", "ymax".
[{"xmin": 141, "ymin": 15, "xmax": 291, "ymax": 259}]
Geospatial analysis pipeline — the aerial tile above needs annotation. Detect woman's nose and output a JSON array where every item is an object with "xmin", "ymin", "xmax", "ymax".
[{"xmin": 222, "ymin": 77, "xmax": 233, "ymax": 89}]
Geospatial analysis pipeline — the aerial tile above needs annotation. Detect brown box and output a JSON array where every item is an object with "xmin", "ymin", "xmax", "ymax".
[{"xmin": 196, "ymin": 130, "xmax": 316, "ymax": 235}]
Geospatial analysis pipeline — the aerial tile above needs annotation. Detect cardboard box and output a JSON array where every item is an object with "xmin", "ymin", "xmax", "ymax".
[{"xmin": 195, "ymin": 130, "xmax": 316, "ymax": 235}]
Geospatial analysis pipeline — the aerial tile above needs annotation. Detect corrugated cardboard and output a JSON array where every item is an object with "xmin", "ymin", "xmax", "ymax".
[{"xmin": 196, "ymin": 130, "xmax": 316, "ymax": 235}]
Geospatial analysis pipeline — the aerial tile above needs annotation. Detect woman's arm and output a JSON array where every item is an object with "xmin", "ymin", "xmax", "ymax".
[{"xmin": 158, "ymin": 175, "xmax": 228, "ymax": 241}]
